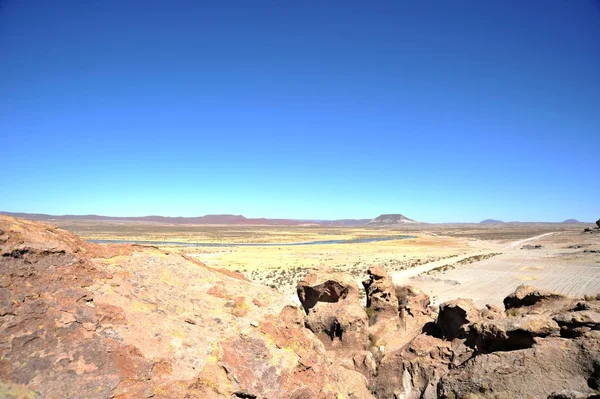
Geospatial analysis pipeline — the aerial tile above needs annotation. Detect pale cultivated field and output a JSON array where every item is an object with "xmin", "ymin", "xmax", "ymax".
[{"xmin": 57, "ymin": 220, "xmax": 599, "ymax": 306}]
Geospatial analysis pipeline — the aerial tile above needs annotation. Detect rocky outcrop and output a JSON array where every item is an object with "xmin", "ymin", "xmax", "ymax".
[
  {"xmin": 362, "ymin": 266, "xmax": 434, "ymax": 350},
  {"xmin": 297, "ymin": 270, "xmax": 369, "ymax": 356},
  {"xmin": 376, "ymin": 288, "xmax": 600, "ymax": 399},
  {"xmin": 504, "ymin": 284, "xmax": 566, "ymax": 310},
  {"xmin": 438, "ymin": 337, "xmax": 600, "ymax": 398},
  {"xmin": 0, "ymin": 216, "xmax": 372, "ymax": 398},
  {"xmin": 3, "ymin": 216, "xmax": 600, "ymax": 399},
  {"xmin": 372, "ymin": 334, "xmax": 472, "ymax": 399},
  {"xmin": 363, "ymin": 265, "xmax": 399, "ymax": 319},
  {"xmin": 471, "ymin": 314, "xmax": 560, "ymax": 353},
  {"xmin": 437, "ymin": 298, "xmax": 481, "ymax": 340}
]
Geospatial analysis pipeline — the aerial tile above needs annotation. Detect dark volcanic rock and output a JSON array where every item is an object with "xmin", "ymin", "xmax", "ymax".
[
  {"xmin": 297, "ymin": 270, "xmax": 369, "ymax": 356},
  {"xmin": 437, "ymin": 298, "xmax": 481, "ymax": 340},
  {"xmin": 504, "ymin": 284, "xmax": 565, "ymax": 309},
  {"xmin": 471, "ymin": 314, "xmax": 560, "ymax": 353},
  {"xmin": 438, "ymin": 337, "xmax": 600, "ymax": 399}
]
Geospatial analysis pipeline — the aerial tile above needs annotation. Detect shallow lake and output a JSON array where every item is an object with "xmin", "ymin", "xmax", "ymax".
[{"xmin": 89, "ymin": 235, "xmax": 415, "ymax": 247}]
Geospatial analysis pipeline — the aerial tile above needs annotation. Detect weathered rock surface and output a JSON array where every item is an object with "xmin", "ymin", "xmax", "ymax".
[
  {"xmin": 437, "ymin": 298, "xmax": 481, "ymax": 340},
  {"xmin": 471, "ymin": 314, "xmax": 560, "ymax": 353},
  {"xmin": 372, "ymin": 333, "xmax": 472, "ymax": 399},
  {"xmin": 439, "ymin": 337, "xmax": 600, "ymax": 399},
  {"xmin": 363, "ymin": 265, "xmax": 399, "ymax": 319},
  {"xmin": 0, "ymin": 216, "xmax": 372, "ymax": 398},
  {"xmin": 297, "ymin": 270, "xmax": 369, "ymax": 357},
  {"xmin": 3, "ymin": 217, "xmax": 600, "ymax": 399},
  {"xmin": 504, "ymin": 284, "xmax": 566, "ymax": 310},
  {"xmin": 361, "ymin": 266, "xmax": 434, "ymax": 351}
]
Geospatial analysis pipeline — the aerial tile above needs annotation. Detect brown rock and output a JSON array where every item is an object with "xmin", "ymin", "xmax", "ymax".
[
  {"xmin": 439, "ymin": 337, "xmax": 600, "ymax": 399},
  {"xmin": 553, "ymin": 309, "xmax": 600, "ymax": 337},
  {"xmin": 363, "ymin": 265, "xmax": 399, "ymax": 318},
  {"xmin": 480, "ymin": 303, "xmax": 506, "ymax": 320},
  {"xmin": 0, "ymin": 216, "xmax": 370, "ymax": 398},
  {"xmin": 437, "ymin": 298, "xmax": 481, "ymax": 340},
  {"xmin": 547, "ymin": 390, "xmax": 590, "ymax": 399},
  {"xmin": 298, "ymin": 271, "xmax": 369, "ymax": 355},
  {"xmin": 297, "ymin": 270, "xmax": 359, "ymax": 313},
  {"xmin": 362, "ymin": 266, "xmax": 402, "ymax": 347},
  {"xmin": 504, "ymin": 284, "xmax": 565, "ymax": 309},
  {"xmin": 372, "ymin": 333, "xmax": 472, "ymax": 399},
  {"xmin": 471, "ymin": 314, "xmax": 560, "ymax": 353}
]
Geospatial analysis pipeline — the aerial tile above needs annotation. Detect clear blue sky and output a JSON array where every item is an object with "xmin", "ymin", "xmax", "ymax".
[{"xmin": 1, "ymin": 1, "xmax": 598, "ymax": 222}]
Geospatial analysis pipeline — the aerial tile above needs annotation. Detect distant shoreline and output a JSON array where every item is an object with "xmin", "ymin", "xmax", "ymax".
[{"xmin": 88, "ymin": 235, "xmax": 416, "ymax": 247}]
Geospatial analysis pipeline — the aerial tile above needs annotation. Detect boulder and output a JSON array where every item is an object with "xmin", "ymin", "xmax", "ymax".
[
  {"xmin": 382, "ymin": 285, "xmax": 435, "ymax": 351},
  {"xmin": 297, "ymin": 270, "xmax": 359, "ymax": 313},
  {"xmin": 439, "ymin": 337, "xmax": 600, "ymax": 399},
  {"xmin": 298, "ymin": 270, "xmax": 369, "ymax": 355},
  {"xmin": 361, "ymin": 264, "xmax": 434, "ymax": 349},
  {"xmin": 480, "ymin": 303, "xmax": 506, "ymax": 320},
  {"xmin": 504, "ymin": 284, "xmax": 566, "ymax": 310},
  {"xmin": 554, "ymin": 309, "xmax": 600, "ymax": 337},
  {"xmin": 362, "ymin": 266, "xmax": 401, "ymax": 347},
  {"xmin": 471, "ymin": 314, "xmax": 560, "ymax": 353},
  {"xmin": 372, "ymin": 334, "xmax": 472, "ymax": 399},
  {"xmin": 437, "ymin": 298, "xmax": 481, "ymax": 340},
  {"xmin": 547, "ymin": 390, "xmax": 591, "ymax": 399},
  {"xmin": 362, "ymin": 265, "xmax": 399, "ymax": 319}
]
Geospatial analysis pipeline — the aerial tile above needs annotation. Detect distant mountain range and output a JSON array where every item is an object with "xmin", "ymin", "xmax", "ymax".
[
  {"xmin": 1, "ymin": 211, "xmax": 591, "ymax": 225},
  {"xmin": 0, "ymin": 211, "xmax": 377, "ymax": 226},
  {"xmin": 479, "ymin": 218, "xmax": 589, "ymax": 225}
]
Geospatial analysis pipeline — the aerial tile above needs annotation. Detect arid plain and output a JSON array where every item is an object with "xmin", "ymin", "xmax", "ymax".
[{"xmin": 56, "ymin": 220, "xmax": 600, "ymax": 307}]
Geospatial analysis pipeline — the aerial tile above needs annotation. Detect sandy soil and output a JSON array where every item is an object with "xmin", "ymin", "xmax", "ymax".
[{"xmin": 402, "ymin": 230, "xmax": 600, "ymax": 306}]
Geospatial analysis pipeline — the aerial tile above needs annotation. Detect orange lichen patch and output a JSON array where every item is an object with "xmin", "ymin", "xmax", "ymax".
[
  {"xmin": 95, "ymin": 303, "xmax": 127, "ymax": 325},
  {"xmin": 225, "ymin": 296, "xmax": 249, "ymax": 317},
  {"xmin": 207, "ymin": 284, "xmax": 232, "ymax": 300},
  {"xmin": 252, "ymin": 298, "xmax": 264, "ymax": 307},
  {"xmin": 188, "ymin": 362, "xmax": 234, "ymax": 397},
  {"xmin": 113, "ymin": 379, "xmax": 153, "ymax": 399},
  {"xmin": 151, "ymin": 359, "xmax": 173, "ymax": 378},
  {"xmin": 116, "ymin": 270, "xmax": 133, "ymax": 279},
  {"xmin": 84, "ymin": 242, "xmax": 138, "ymax": 259}
]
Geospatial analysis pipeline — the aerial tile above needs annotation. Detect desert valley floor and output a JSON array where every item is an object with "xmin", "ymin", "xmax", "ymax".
[{"xmin": 56, "ymin": 220, "xmax": 600, "ymax": 307}]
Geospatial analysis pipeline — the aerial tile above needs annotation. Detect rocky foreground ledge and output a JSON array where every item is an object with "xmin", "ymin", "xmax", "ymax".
[{"xmin": 1, "ymin": 216, "xmax": 599, "ymax": 399}]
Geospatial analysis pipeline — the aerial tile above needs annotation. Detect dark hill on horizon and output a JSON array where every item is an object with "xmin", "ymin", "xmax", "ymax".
[
  {"xmin": 366, "ymin": 214, "xmax": 419, "ymax": 225},
  {"xmin": 480, "ymin": 219, "xmax": 505, "ymax": 225},
  {"xmin": 562, "ymin": 219, "xmax": 581, "ymax": 224},
  {"xmin": 0, "ymin": 211, "xmax": 371, "ymax": 226}
]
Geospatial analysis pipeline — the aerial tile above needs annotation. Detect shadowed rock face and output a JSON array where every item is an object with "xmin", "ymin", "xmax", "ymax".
[
  {"xmin": 297, "ymin": 270, "xmax": 369, "ymax": 356},
  {"xmin": 504, "ymin": 285, "xmax": 565, "ymax": 309},
  {"xmin": 437, "ymin": 298, "xmax": 481, "ymax": 340},
  {"xmin": 0, "ymin": 216, "xmax": 373, "ymax": 399}
]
